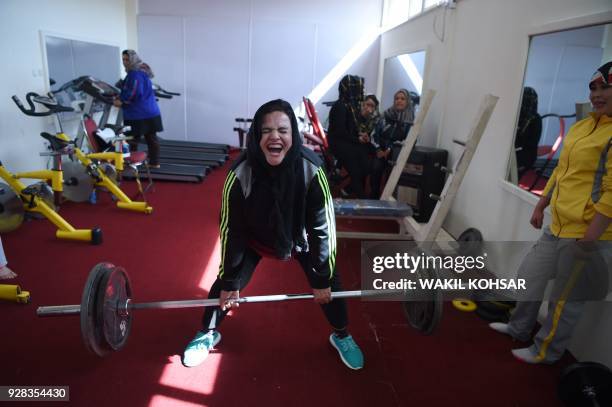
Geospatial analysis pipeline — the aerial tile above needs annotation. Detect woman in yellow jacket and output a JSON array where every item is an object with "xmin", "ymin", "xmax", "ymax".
[{"xmin": 490, "ymin": 61, "xmax": 612, "ymax": 364}]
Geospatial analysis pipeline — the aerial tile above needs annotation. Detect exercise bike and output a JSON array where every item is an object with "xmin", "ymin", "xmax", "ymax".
[
  {"xmin": 12, "ymin": 93, "xmax": 153, "ymax": 214},
  {"xmin": 0, "ymin": 95, "xmax": 102, "ymax": 244}
]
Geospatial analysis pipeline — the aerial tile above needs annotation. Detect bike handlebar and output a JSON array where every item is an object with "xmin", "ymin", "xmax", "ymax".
[{"xmin": 11, "ymin": 92, "xmax": 74, "ymax": 116}]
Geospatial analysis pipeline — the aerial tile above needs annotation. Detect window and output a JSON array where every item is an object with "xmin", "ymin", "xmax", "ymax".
[{"xmin": 382, "ymin": 0, "xmax": 449, "ymax": 30}]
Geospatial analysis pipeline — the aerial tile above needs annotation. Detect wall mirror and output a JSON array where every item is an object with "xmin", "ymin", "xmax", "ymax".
[
  {"xmin": 44, "ymin": 34, "xmax": 121, "ymax": 120},
  {"xmin": 509, "ymin": 23, "xmax": 611, "ymax": 194},
  {"xmin": 381, "ymin": 49, "xmax": 426, "ymax": 114}
]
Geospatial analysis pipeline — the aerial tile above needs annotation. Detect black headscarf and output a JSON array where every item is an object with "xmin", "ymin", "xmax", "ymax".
[
  {"xmin": 338, "ymin": 74, "xmax": 364, "ymax": 127},
  {"xmin": 246, "ymin": 99, "xmax": 306, "ymax": 259},
  {"xmin": 517, "ymin": 87, "xmax": 539, "ymax": 135}
]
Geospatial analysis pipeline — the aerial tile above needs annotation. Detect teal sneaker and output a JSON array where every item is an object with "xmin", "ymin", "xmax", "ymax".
[
  {"xmin": 329, "ymin": 334, "xmax": 364, "ymax": 370},
  {"xmin": 182, "ymin": 330, "xmax": 221, "ymax": 367}
]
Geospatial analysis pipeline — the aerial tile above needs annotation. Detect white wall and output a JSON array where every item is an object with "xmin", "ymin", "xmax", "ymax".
[
  {"xmin": 125, "ymin": 0, "xmax": 139, "ymax": 50},
  {"xmin": 0, "ymin": 0, "xmax": 129, "ymax": 174},
  {"xmin": 380, "ymin": 0, "xmax": 612, "ymax": 366},
  {"xmin": 137, "ymin": 0, "xmax": 382, "ymax": 145}
]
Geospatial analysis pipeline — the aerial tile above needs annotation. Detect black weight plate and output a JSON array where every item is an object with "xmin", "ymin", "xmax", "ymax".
[
  {"xmin": 488, "ymin": 300, "xmax": 516, "ymax": 310},
  {"xmin": 457, "ymin": 227, "xmax": 483, "ymax": 242},
  {"xmin": 95, "ymin": 265, "xmax": 132, "ymax": 353},
  {"xmin": 457, "ymin": 227, "xmax": 484, "ymax": 257},
  {"xmin": 475, "ymin": 304, "xmax": 509, "ymax": 323},
  {"xmin": 80, "ymin": 263, "xmax": 115, "ymax": 357},
  {"xmin": 0, "ymin": 182, "xmax": 24, "ymax": 233},
  {"xmin": 402, "ymin": 267, "xmax": 442, "ymax": 335},
  {"xmin": 476, "ymin": 300, "xmax": 514, "ymax": 314},
  {"xmin": 471, "ymin": 289, "xmax": 516, "ymax": 309},
  {"xmin": 559, "ymin": 362, "xmax": 612, "ymax": 407}
]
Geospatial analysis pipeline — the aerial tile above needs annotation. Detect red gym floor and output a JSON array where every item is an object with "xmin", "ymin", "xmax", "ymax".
[{"xmin": 1, "ymin": 156, "xmax": 573, "ymax": 406}]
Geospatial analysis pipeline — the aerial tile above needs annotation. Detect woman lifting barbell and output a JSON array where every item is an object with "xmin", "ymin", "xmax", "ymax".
[{"xmin": 182, "ymin": 99, "xmax": 364, "ymax": 370}]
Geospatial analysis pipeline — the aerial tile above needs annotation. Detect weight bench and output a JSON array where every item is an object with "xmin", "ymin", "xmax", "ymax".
[
  {"xmin": 334, "ymin": 199, "xmax": 413, "ymax": 218},
  {"xmin": 334, "ymin": 91, "xmax": 499, "ymax": 243}
]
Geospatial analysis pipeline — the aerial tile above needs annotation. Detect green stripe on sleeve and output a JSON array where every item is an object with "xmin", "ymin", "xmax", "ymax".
[
  {"xmin": 315, "ymin": 168, "xmax": 337, "ymax": 276},
  {"xmin": 218, "ymin": 171, "xmax": 237, "ymax": 278}
]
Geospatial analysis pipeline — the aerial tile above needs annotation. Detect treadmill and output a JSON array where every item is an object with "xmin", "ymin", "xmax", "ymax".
[
  {"xmin": 123, "ymin": 163, "xmax": 206, "ymax": 183},
  {"xmin": 152, "ymin": 84, "xmax": 231, "ymax": 155},
  {"xmin": 76, "ymin": 77, "xmax": 229, "ymax": 165},
  {"xmin": 136, "ymin": 144, "xmax": 223, "ymax": 168},
  {"xmin": 64, "ymin": 76, "xmax": 209, "ymax": 183}
]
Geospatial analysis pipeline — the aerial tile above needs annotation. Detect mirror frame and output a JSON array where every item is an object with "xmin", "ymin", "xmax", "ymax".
[
  {"xmin": 380, "ymin": 48, "xmax": 429, "ymax": 112},
  {"xmin": 502, "ymin": 10, "xmax": 612, "ymax": 203},
  {"xmin": 39, "ymin": 30, "xmax": 122, "ymax": 94},
  {"xmin": 377, "ymin": 44, "xmax": 431, "ymax": 103}
]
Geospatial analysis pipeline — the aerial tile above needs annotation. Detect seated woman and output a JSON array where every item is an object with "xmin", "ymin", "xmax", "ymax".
[
  {"xmin": 357, "ymin": 94, "xmax": 380, "ymax": 146},
  {"xmin": 369, "ymin": 89, "xmax": 415, "ymax": 199},
  {"xmin": 327, "ymin": 75, "xmax": 371, "ymax": 198},
  {"xmin": 515, "ymin": 86, "xmax": 542, "ymax": 179}
]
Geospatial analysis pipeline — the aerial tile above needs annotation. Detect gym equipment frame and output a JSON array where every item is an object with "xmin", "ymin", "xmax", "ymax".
[{"xmin": 12, "ymin": 93, "xmax": 152, "ymax": 214}]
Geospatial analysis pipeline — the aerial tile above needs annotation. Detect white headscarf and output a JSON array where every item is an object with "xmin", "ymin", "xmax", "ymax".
[{"xmin": 123, "ymin": 49, "xmax": 155, "ymax": 78}]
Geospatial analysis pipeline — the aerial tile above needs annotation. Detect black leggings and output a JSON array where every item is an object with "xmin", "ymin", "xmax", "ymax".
[
  {"xmin": 201, "ymin": 247, "xmax": 348, "ymax": 331},
  {"xmin": 330, "ymin": 141, "xmax": 370, "ymax": 198},
  {"xmin": 128, "ymin": 133, "xmax": 160, "ymax": 166},
  {"xmin": 369, "ymin": 156, "xmax": 389, "ymax": 199},
  {"xmin": 124, "ymin": 116, "xmax": 163, "ymax": 166}
]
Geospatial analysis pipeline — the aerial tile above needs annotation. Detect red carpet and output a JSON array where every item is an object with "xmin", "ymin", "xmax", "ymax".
[{"xmin": 1, "ymin": 158, "xmax": 571, "ymax": 406}]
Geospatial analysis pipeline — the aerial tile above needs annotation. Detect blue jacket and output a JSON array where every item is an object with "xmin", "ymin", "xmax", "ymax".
[{"xmin": 120, "ymin": 70, "xmax": 160, "ymax": 120}]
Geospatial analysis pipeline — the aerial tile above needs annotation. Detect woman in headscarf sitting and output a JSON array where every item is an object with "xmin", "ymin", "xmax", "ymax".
[
  {"xmin": 515, "ymin": 86, "xmax": 542, "ymax": 179},
  {"xmin": 182, "ymin": 99, "xmax": 364, "ymax": 370},
  {"xmin": 327, "ymin": 75, "xmax": 371, "ymax": 198},
  {"xmin": 113, "ymin": 49, "xmax": 163, "ymax": 168},
  {"xmin": 358, "ymin": 94, "xmax": 381, "ymax": 145},
  {"xmin": 369, "ymin": 88, "xmax": 415, "ymax": 199}
]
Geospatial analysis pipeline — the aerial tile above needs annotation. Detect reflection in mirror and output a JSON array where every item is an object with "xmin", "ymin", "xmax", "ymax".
[
  {"xmin": 45, "ymin": 35, "xmax": 120, "ymax": 121},
  {"xmin": 381, "ymin": 50, "xmax": 426, "ymax": 112},
  {"xmin": 510, "ymin": 23, "xmax": 611, "ymax": 195}
]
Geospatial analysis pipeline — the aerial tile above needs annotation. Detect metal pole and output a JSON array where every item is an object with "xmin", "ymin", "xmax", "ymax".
[
  {"xmin": 37, "ymin": 290, "xmax": 367, "ymax": 317},
  {"xmin": 131, "ymin": 290, "xmax": 365, "ymax": 310}
]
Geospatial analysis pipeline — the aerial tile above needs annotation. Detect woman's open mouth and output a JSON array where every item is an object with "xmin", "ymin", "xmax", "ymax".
[
  {"xmin": 266, "ymin": 143, "xmax": 284, "ymax": 155},
  {"xmin": 592, "ymin": 100, "xmax": 606, "ymax": 109}
]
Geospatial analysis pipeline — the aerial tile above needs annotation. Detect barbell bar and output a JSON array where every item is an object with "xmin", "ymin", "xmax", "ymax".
[
  {"xmin": 37, "ymin": 290, "xmax": 370, "ymax": 316},
  {"xmin": 36, "ymin": 262, "xmax": 443, "ymax": 357}
]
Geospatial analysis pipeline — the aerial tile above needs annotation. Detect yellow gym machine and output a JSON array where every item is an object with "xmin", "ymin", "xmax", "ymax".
[
  {"xmin": 0, "ymin": 284, "xmax": 30, "ymax": 304},
  {"xmin": 0, "ymin": 128, "xmax": 102, "ymax": 243},
  {"xmin": 12, "ymin": 93, "xmax": 152, "ymax": 214}
]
